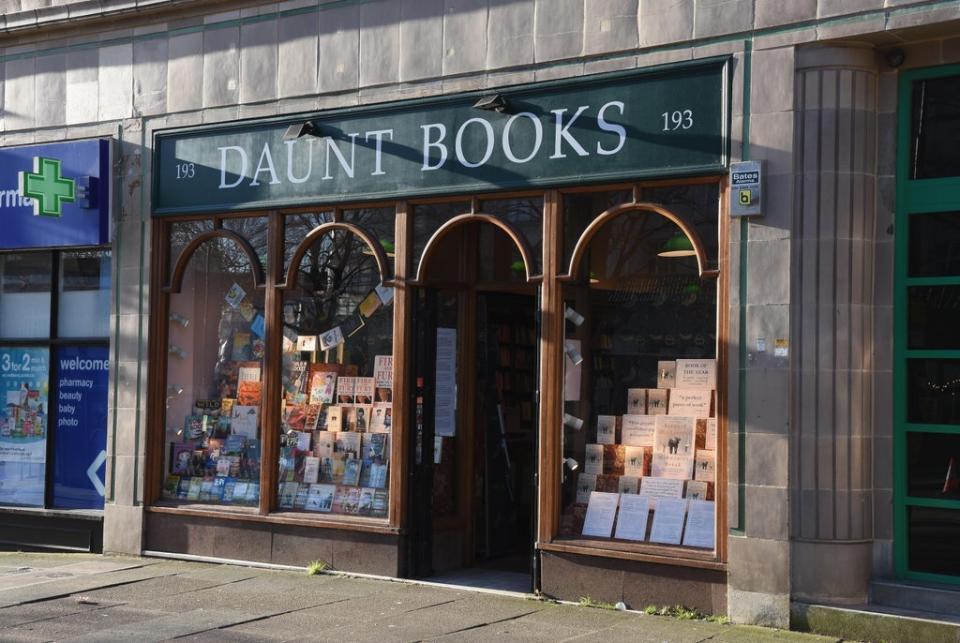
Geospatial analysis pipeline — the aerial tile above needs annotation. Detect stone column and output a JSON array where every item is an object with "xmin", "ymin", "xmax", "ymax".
[{"xmin": 790, "ymin": 44, "xmax": 878, "ymax": 604}]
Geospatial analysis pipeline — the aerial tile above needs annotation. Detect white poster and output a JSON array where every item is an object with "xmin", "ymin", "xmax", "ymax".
[
  {"xmin": 582, "ymin": 491, "xmax": 619, "ymax": 538},
  {"xmin": 614, "ymin": 494, "xmax": 650, "ymax": 541},
  {"xmin": 682, "ymin": 500, "xmax": 716, "ymax": 549},
  {"xmin": 649, "ymin": 498, "xmax": 688, "ymax": 545}
]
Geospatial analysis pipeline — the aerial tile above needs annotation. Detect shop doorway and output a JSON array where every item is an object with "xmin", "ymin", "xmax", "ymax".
[{"xmin": 406, "ymin": 220, "xmax": 539, "ymax": 594}]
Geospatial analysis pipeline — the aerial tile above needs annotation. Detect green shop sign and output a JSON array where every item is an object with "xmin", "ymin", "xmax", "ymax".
[{"xmin": 152, "ymin": 58, "xmax": 729, "ymax": 216}]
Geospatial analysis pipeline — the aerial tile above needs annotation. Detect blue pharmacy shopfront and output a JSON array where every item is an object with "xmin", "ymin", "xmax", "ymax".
[{"xmin": 0, "ymin": 139, "xmax": 112, "ymax": 551}]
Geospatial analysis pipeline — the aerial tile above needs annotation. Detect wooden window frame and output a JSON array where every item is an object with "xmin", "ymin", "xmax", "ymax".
[{"xmin": 145, "ymin": 177, "xmax": 729, "ymax": 567}]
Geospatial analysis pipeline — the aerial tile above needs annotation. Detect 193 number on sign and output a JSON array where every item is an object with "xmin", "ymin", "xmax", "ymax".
[
  {"xmin": 662, "ymin": 110, "xmax": 694, "ymax": 131},
  {"xmin": 175, "ymin": 162, "xmax": 196, "ymax": 180}
]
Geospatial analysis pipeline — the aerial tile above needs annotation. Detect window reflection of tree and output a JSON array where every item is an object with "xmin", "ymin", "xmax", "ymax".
[
  {"xmin": 481, "ymin": 198, "xmax": 543, "ymax": 270},
  {"xmin": 287, "ymin": 230, "xmax": 380, "ymax": 335}
]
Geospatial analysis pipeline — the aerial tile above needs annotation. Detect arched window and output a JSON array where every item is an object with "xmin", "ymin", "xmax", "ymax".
[
  {"xmin": 163, "ymin": 232, "xmax": 266, "ymax": 508},
  {"xmin": 558, "ymin": 186, "xmax": 721, "ymax": 553},
  {"xmin": 275, "ymin": 217, "xmax": 394, "ymax": 517}
]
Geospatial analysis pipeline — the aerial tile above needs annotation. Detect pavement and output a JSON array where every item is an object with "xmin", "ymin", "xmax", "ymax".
[{"xmin": 0, "ymin": 551, "xmax": 848, "ymax": 642}]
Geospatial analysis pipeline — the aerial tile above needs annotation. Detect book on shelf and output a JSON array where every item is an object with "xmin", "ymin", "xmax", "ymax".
[
  {"xmin": 618, "ymin": 475, "xmax": 640, "ymax": 495},
  {"xmin": 685, "ymin": 480, "xmax": 709, "ymax": 500},
  {"xmin": 626, "ymin": 388, "xmax": 646, "ymax": 414},
  {"xmin": 576, "ymin": 472, "xmax": 597, "ymax": 504},
  {"xmin": 646, "ymin": 389, "xmax": 668, "ymax": 415},
  {"xmin": 596, "ymin": 415, "xmax": 617, "ymax": 445},
  {"xmin": 621, "ymin": 415, "xmax": 656, "ymax": 447},
  {"xmin": 305, "ymin": 484, "xmax": 336, "ymax": 512},
  {"xmin": 342, "ymin": 458, "xmax": 361, "ymax": 486},
  {"xmin": 325, "ymin": 406, "xmax": 343, "ymax": 432},
  {"xmin": 584, "ymin": 444, "xmax": 603, "ymax": 475},
  {"xmin": 337, "ymin": 376, "xmax": 356, "ymax": 405},
  {"xmin": 694, "ymin": 450, "xmax": 716, "ymax": 482},
  {"xmin": 657, "ymin": 360, "xmax": 677, "ymax": 389},
  {"xmin": 308, "ymin": 363, "xmax": 339, "ymax": 405},
  {"xmin": 354, "ymin": 377, "xmax": 375, "ymax": 404},
  {"xmin": 231, "ymin": 405, "xmax": 259, "ymax": 438}
]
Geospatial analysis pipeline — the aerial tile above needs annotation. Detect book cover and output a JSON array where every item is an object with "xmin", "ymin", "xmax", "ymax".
[
  {"xmin": 336, "ymin": 431, "xmax": 361, "ymax": 459},
  {"xmin": 653, "ymin": 416, "xmax": 697, "ymax": 457},
  {"xmin": 331, "ymin": 485, "xmax": 353, "ymax": 513},
  {"xmin": 596, "ymin": 474, "xmax": 620, "ymax": 493},
  {"xmin": 325, "ymin": 406, "xmax": 343, "ymax": 432},
  {"xmin": 211, "ymin": 477, "xmax": 226, "ymax": 501},
  {"xmin": 245, "ymin": 482, "xmax": 260, "ymax": 504},
  {"xmin": 342, "ymin": 459, "xmax": 361, "ymax": 486},
  {"xmin": 357, "ymin": 487, "xmax": 377, "ymax": 515},
  {"xmin": 199, "ymin": 477, "xmax": 214, "ymax": 501},
  {"xmin": 359, "ymin": 291, "xmax": 381, "ymax": 318},
  {"xmin": 344, "ymin": 406, "xmax": 358, "ymax": 432},
  {"xmin": 222, "ymin": 479, "xmax": 237, "ymax": 503},
  {"xmin": 237, "ymin": 380, "xmax": 262, "ymax": 407},
  {"xmin": 170, "ymin": 443, "xmax": 196, "ymax": 475},
  {"xmin": 328, "ymin": 456, "xmax": 345, "ymax": 484},
  {"xmin": 308, "ymin": 363, "xmax": 340, "ymax": 405},
  {"xmin": 368, "ymin": 462, "xmax": 388, "ymax": 488},
  {"xmin": 624, "ymin": 446, "xmax": 650, "ymax": 477},
  {"xmin": 626, "ymin": 388, "xmax": 646, "ymax": 414},
  {"xmin": 320, "ymin": 326, "xmax": 345, "ymax": 351},
  {"xmin": 576, "ymin": 472, "xmax": 597, "ymax": 504},
  {"xmin": 685, "ymin": 480, "xmax": 709, "ymax": 500},
  {"xmin": 581, "ymin": 491, "xmax": 619, "ymax": 538},
  {"xmin": 618, "ymin": 475, "xmax": 640, "ymax": 495},
  {"xmin": 354, "ymin": 377, "xmax": 375, "ymax": 404},
  {"xmin": 303, "ymin": 456, "xmax": 320, "ymax": 484},
  {"xmin": 183, "ymin": 415, "xmax": 204, "ymax": 440},
  {"xmin": 177, "ymin": 477, "xmax": 191, "ymax": 498},
  {"xmin": 219, "ymin": 398, "xmax": 236, "ymax": 418},
  {"xmin": 294, "ymin": 484, "xmax": 310, "ymax": 508},
  {"xmin": 370, "ymin": 402, "xmax": 392, "ymax": 432},
  {"xmin": 667, "ymin": 389, "xmax": 712, "ymax": 418},
  {"xmin": 232, "ymin": 332, "xmax": 252, "ymax": 361},
  {"xmin": 353, "ymin": 404, "xmax": 373, "ymax": 432},
  {"xmin": 296, "ymin": 335, "xmax": 317, "ymax": 352},
  {"xmin": 225, "ymin": 282, "xmax": 246, "ymax": 308},
  {"xmin": 596, "ymin": 415, "xmax": 617, "ymax": 445},
  {"xmin": 657, "ymin": 361, "xmax": 677, "ymax": 389},
  {"xmin": 239, "ymin": 298, "xmax": 256, "ymax": 322},
  {"xmin": 305, "ymin": 484, "xmax": 336, "ymax": 512},
  {"xmin": 340, "ymin": 314, "xmax": 365, "ymax": 338},
  {"xmin": 337, "ymin": 377, "xmax": 356, "ymax": 405},
  {"xmin": 694, "ymin": 450, "xmax": 716, "ymax": 482},
  {"xmin": 231, "ymin": 405, "xmax": 259, "ymax": 438},
  {"xmin": 232, "ymin": 481, "xmax": 249, "ymax": 501},
  {"xmin": 675, "ymin": 359, "xmax": 717, "ymax": 389},
  {"xmin": 371, "ymin": 489, "xmax": 389, "ymax": 516},
  {"xmin": 283, "ymin": 404, "xmax": 307, "ymax": 432},
  {"xmin": 704, "ymin": 418, "xmax": 717, "ymax": 450},
  {"xmin": 163, "ymin": 475, "xmax": 180, "ymax": 499},
  {"xmin": 186, "ymin": 477, "xmax": 202, "ymax": 500},
  {"xmin": 646, "ymin": 389, "xmax": 669, "ymax": 415},
  {"xmin": 314, "ymin": 431, "xmax": 336, "ymax": 459},
  {"xmin": 602, "ymin": 444, "xmax": 625, "ymax": 476},
  {"xmin": 374, "ymin": 355, "xmax": 393, "ymax": 402},
  {"xmin": 362, "ymin": 432, "xmax": 389, "ymax": 462},
  {"xmin": 279, "ymin": 481, "xmax": 299, "ymax": 508},
  {"xmin": 621, "ymin": 415, "xmax": 656, "ymax": 447},
  {"xmin": 584, "ymin": 444, "xmax": 603, "ymax": 475}
]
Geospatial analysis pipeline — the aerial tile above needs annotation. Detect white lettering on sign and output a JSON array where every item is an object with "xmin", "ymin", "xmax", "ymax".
[
  {"xmin": 214, "ymin": 101, "xmax": 632, "ymax": 188},
  {"xmin": 0, "ymin": 189, "xmax": 32, "ymax": 208},
  {"xmin": 421, "ymin": 123, "xmax": 448, "ymax": 171},
  {"xmin": 502, "ymin": 112, "xmax": 543, "ymax": 164}
]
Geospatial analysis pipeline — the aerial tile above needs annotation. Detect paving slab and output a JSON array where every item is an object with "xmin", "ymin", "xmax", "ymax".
[
  {"xmin": 63, "ymin": 607, "xmax": 268, "ymax": 642},
  {"xmin": 567, "ymin": 615, "xmax": 729, "ymax": 643},
  {"xmin": 712, "ymin": 625, "xmax": 842, "ymax": 642},
  {"xmin": 2, "ymin": 604, "xmax": 166, "ymax": 641},
  {"xmin": 0, "ymin": 564, "xmax": 184, "ymax": 608}
]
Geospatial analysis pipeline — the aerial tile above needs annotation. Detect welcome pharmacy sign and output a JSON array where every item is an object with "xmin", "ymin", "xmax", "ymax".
[
  {"xmin": 153, "ymin": 58, "xmax": 729, "ymax": 215},
  {"xmin": 0, "ymin": 139, "xmax": 111, "ymax": 249}
]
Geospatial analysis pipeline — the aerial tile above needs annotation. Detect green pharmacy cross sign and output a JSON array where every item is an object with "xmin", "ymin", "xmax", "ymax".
[{"xmin": 18, "ymin": 157, "xmax": 76, "ymax": 217}]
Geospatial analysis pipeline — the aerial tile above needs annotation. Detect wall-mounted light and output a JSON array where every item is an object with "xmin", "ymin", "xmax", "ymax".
[
  {"xmin": 564, "ymin": 307, "xmax": 584, "ymax": 327},
  {"xmin": 564, "ymin": 340, "xmax": 583, "ymax": 366},
  {"xmin": 657, "ymin": 233, "xmax": 696, "ymax": 258},
  {"xmin": 168, "ymin": 345, "xmax": 187, "ymax": 359},
  {"xmin": 283, "ymin": 121, "xmax": 323, "ymax": 141},
  {"xmin": 169, "ymin": 313, "xmax": 189, "ymax": 327},
  {"xmin": 563, "ymin": 413, "xmax": 584, "ymax": 430},
  {"xmin": 564, "ymin": 457, "xmax": 579, "ymax": 472},
  {"xmin": 473, "ymin": 94, "xmax": 509, "ymax": 113},
  {"xmin": 167, "ymin": 385, "xmax": 184, "ymax": 396}
]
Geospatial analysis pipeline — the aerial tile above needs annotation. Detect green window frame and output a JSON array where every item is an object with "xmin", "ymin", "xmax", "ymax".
[{"xmin": 893, "ymin": 63, "xmax": 960, "ymax": 585}]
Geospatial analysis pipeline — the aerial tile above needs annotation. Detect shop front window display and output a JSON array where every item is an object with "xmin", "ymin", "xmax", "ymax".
[
  {"xmin": 162, "ymin": 236, "xmax": 265, "ymax": 507},
  {"xmin": 277, "ymin": 224, "xmax": 393, "ymax": 517},
  {"xmin": 559, "ymin": 197, "xmax": 719, "ymax": 551}
]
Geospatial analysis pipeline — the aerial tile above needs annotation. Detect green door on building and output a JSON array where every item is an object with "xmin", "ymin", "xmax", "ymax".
[{"xmin": 894, "ymin": 64, "xmax": 960, "ymax": 584}]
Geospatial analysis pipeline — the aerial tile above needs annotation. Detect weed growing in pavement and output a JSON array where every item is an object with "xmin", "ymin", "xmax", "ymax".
[
  {"xmin": 306, "ymin": 560, "xmax": 330, "ymax": 576},
  {"xmin": 643, "ymin": 604, "xmax": 730, "ymax": 624},
  {"xmin": 578, "ymin": 596, "xmax": 618, "ymax": 610}
]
